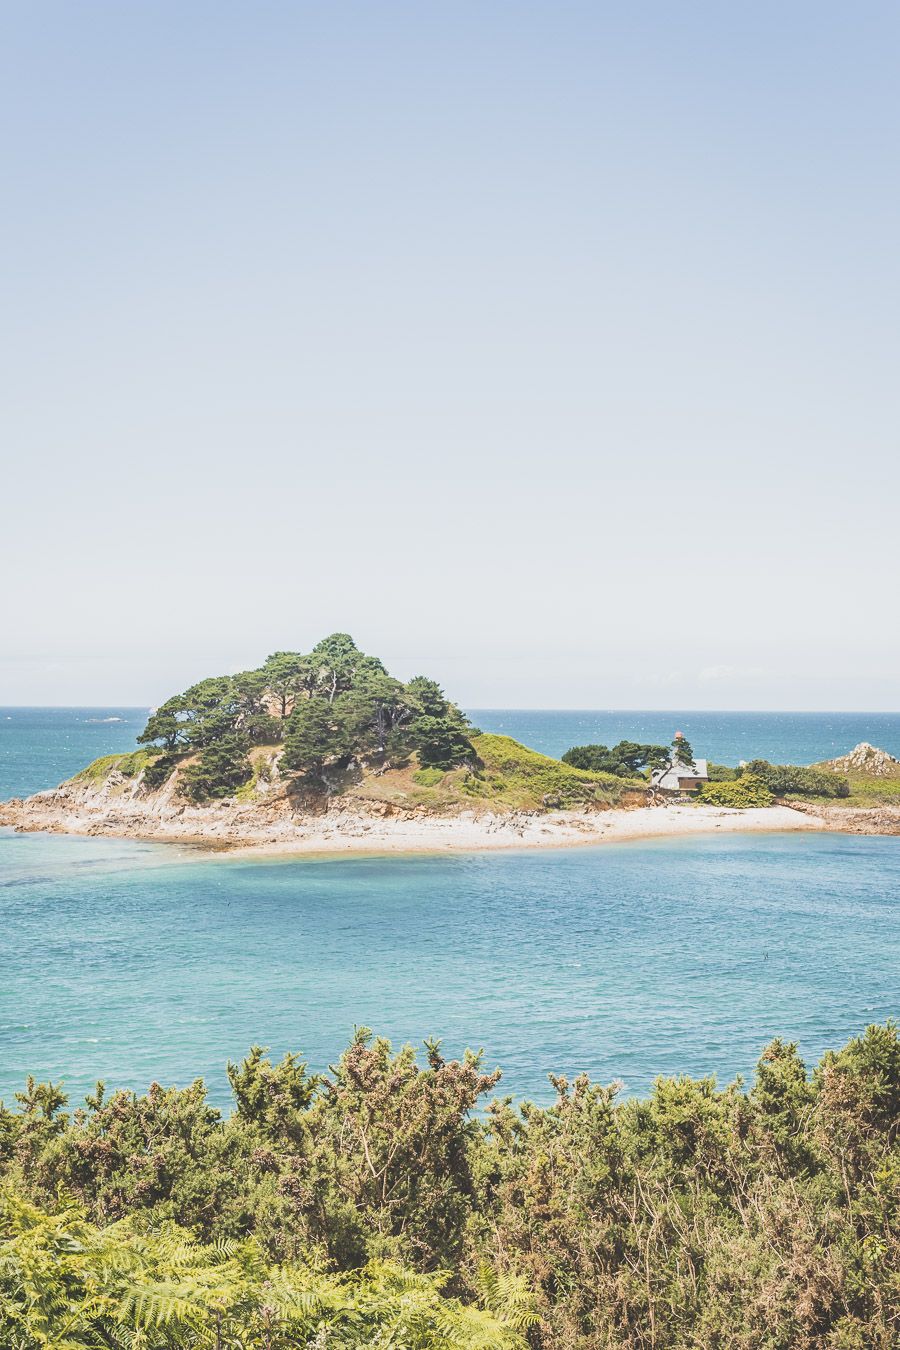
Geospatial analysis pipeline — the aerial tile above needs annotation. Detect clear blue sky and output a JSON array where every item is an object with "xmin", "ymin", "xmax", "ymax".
[{"xmin": 2, "ymin": 3, "xmax": 898, "ymax": 708}]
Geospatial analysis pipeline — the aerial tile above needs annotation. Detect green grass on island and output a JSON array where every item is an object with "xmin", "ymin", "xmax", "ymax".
[
  {"xmin": 72, "ymin": 747, "xmax": 159, "ymax": 784},
  {"xmin": 467, "ymin": 733, "xmax": 640, "ymax": 806},
  {"xmin": 828, "ymin": 770, "xmax": 900, "ymax": 807},
  {"xmin": 343, "ymin": 734, "xmax": 641, "ymax": 813}
]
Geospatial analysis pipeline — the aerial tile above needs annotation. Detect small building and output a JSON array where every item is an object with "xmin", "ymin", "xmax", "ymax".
[
  {"xmin": 650, "ymin": 758, "xmax": 709, "ymax": 794},
  {"xmin": 650, "ymin": 732, "xmax": 709, "ymax": 795}
]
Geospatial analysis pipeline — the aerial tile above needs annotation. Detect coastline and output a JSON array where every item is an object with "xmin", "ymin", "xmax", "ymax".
[
  {"xmin": 5, "ymin": 769, "xmax": 900, "ymax": 858},
  {"xmin": 0, "ymin": 791, "xmax": 832, "ymax": 857}
]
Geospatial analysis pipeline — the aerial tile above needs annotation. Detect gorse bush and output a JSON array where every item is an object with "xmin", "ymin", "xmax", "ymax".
[
  {"xmin": 414, "ymin": 766, "xmax": 447, "ymax": 787},
  {"xmin": 2, "ymin": 1023, "xmax": 899, "ymax": 1347},
  {"xmin": 698, "ymin": 773, "xmax": 775, "ymax": 807}
]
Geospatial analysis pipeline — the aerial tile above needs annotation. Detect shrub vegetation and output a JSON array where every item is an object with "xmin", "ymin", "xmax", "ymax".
[
  {"xmin": 698, "ymin": 774, "xmax": 775, "ymax": 807},
  {"xmin": 1, "ymin": 1024, "xmax": 898, "ymax": 1347},
  {"xmin": 0, "ymin": 1189, "xmax": 531, "ymax": 1349},
  {"xmin": 706, "ymin": 761, "xmax": 739, "ymax": 782},
  {"xmin": 743, "ymin": 759, "xmax": 850, "ymax": 799},
  {"xmin": 74, "ymin": 748, "xmax": 157, "ymax": 784}
]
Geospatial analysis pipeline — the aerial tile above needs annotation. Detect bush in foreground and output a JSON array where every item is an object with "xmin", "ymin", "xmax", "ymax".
[
  {"xmin": 1, "ymin": 1024, "xmax": 899, "ymax": 1347},
  {"xmin": 0, "ymin": 1189, "xmax": 532, "ymax": 1348}
]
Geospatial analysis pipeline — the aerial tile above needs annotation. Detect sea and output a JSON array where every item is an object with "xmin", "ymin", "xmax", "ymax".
[{"xmin": 1, "ymin": 706, "xmax": 898, "ymax": 1111}]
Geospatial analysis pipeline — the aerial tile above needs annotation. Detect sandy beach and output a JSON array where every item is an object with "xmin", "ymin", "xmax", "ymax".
[{"xmin": 220, "ymin": 802, "xmax": 827, "ymax": 856}]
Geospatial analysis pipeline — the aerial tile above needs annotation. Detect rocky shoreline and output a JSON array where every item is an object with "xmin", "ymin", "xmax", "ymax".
[
  {"xmin": 783, "ymin": 798, "xmax": 900, "ymax": 837},
  {"xmin": 0, "ymin": 773, "xmax": 889, "ymax": 856}
]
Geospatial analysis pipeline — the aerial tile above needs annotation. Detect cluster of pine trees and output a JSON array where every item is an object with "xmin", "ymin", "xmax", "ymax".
[
  {"xmin": 561, "ymin": 740, "xmax": 681, "ymax": 777},
  {"xmin": 137, "ymin": 633, "xmax": 476, "ymax": 802},
  {"xmin": 1, "ymin": 1023, "xmax": 898, "ymax": 1347}
]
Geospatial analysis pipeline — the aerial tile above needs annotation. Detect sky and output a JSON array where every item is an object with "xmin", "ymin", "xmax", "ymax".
[{"xmin": 2, "ymin": 3, "xmax": 899, "ymax": 710}]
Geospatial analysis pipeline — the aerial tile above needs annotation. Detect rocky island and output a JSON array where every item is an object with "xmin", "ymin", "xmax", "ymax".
[{"xmin": 2, "ymin": 635, "xmax": 899, "ymax": 852}]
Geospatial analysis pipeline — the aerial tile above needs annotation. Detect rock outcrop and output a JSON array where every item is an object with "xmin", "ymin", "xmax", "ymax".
[{"xmin": 822, "ymin": 743, "xmax": 900, "ymax": 777}]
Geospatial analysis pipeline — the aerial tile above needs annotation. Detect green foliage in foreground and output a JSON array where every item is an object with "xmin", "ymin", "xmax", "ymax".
[
  {"xmin": 3, "ymin": 1023, "xmax": 899, "ymax": 1348},
  {"xmin": 698, "ymin": 773, "xmax": 775, "ymax": 807},
  {"xmin": 0, "ymin": 1190, "xmax": 531, "ymax": 1350}
]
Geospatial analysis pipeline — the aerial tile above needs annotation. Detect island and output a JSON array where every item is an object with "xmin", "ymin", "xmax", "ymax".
[{"xmin": 2, "ymin": 634, "xmax": 899, "ymax": 851}]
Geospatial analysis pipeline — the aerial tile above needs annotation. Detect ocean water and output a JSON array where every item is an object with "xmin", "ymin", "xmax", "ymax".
[
  {"xmin": 1, "ymin": 707, "xmax": 898, "ymax": 1111},
  {"xmin": 0, "ymin": 708, "xmax": 147, "ymax": 801}
]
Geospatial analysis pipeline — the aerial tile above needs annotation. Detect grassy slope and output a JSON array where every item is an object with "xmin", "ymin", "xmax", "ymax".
[
  {"xmin": 72, "ymin": 748, "xmax": 158, "ymax": 784},
  {"xmin": 347, "ymin": 734, "xmax": 642, "ymax": 813},
  {"xmin": 821, "ymin": 769, "xmax": 900, "ymax": 807}
]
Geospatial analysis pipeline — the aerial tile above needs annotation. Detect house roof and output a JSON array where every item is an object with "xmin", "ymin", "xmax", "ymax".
[{"xmin": 651, "ymin": 759, "xmax": 709, "ymax": 790}]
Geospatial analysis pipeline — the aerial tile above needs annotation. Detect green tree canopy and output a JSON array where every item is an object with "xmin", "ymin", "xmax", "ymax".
[
  {"xmin": 136, "ymin": 634, "xmax": 474, "ymax": 797},
  {"xmin": 180, "ymin": 734, "xmax": 253, "ymax": 803},
  {"xmin": 670, "ymin": 733, "xmax": 694, "ymax": 765},
  {"xmin": 137, "ymin": 696, "xmax": 187, "ymax": 753},
  {"xmin": 261, "ymin": 651, "xmax": 313, "ymax": 719},
  {"xmin": 561, "ymin": 741, "xmax": 669, "ymax": 776},
  {"xmin": 406, "ymin": 676, "xmax": 453, "ymax": 719},
  {"xmin": 280, "ymin": 697, "xmax": 349, "ymax": 777},
  {"xmin": 309, "ymin": 632, "xmax": 370, "ymax": 703},
  {"xmin": 413, "ymin": 716, "xmax": 475, "ymax": 770}
]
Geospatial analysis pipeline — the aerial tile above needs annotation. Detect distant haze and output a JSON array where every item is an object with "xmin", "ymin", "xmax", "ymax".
[{"xmin": 2, "ymin": 4, "xmax": 899, "ymax": 710}]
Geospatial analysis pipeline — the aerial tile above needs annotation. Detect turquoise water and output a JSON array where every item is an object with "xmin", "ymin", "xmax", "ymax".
[
  {"xmin": 1, "ymin": 708, "xmax": 899, "ymax": 1110},
  {"xmin": 0, "ymin": 708, "xmax": 146, "ymax": 800},
  {"xmin": 2, "ymin": 828, "xmax": 898, "ymax": 1110}
]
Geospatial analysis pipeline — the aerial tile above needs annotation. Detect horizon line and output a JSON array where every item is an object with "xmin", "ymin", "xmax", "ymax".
[{"xmin": 3, "ymin": 704, "xmax": 900, "ymax": 717}]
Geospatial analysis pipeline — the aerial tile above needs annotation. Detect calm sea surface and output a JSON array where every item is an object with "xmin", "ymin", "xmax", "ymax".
[{"xmin": 1, "ymin": 707, "xmax": 898, "ymax": 1110}]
